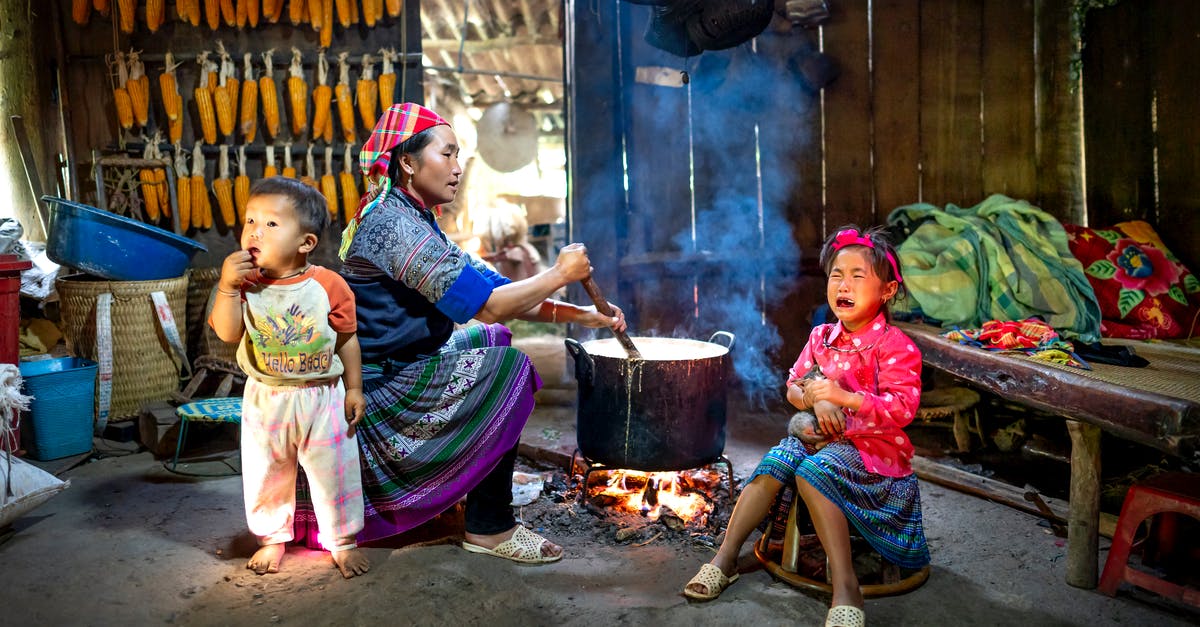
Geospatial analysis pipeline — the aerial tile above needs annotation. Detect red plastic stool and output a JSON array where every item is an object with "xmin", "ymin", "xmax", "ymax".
[{"xmin": 1098, "ymin": 472, "xmax": 1200, "ymax": 607}]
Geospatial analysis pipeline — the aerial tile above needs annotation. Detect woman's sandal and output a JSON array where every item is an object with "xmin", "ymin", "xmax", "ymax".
[
  {"xmin": 462, "ymin": 525, "xmax": 563, "ymax": 564},
  {"xmin": 682, "ymin": 563, "xmax": 739, "ymax": 600},
  {"xmin": 826, "ymin": 605, "xmax": 865, "ymax": 627}
]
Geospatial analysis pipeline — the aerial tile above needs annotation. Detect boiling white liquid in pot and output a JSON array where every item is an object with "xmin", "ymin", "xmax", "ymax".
[{"xmin": 582, "ymin": 337, "xmax": 728, "ymax": 360}]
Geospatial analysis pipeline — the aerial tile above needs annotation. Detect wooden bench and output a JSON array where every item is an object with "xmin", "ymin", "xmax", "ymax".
[{"xmin": 895, "ymin": 321, "xmax": 1200, "ymax": 589}]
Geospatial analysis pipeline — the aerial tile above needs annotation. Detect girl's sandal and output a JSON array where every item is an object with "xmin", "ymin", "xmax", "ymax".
[
  {"xmin": 826, "ymin": 605, "xmax": 865, "ymax": 627},
  {"xmin": 682, "ymin": 563, "xmax": 739, "ymax": 600}
]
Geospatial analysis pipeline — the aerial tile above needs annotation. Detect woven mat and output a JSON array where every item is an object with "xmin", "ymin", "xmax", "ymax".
[{"xmin": 1033, "ymin": 340, "xmax": 1200, "ymax": 404}]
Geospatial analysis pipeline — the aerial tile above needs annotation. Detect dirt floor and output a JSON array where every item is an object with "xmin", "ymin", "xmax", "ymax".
[{"xmin": 2, "ymin": 399, "xmax": 1197, "ymax": 627}]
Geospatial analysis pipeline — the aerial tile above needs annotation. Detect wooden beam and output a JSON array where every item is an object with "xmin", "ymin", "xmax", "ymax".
[{"xmin": 422, "ymin": 34, "xmax": 560, "ymax": 54}]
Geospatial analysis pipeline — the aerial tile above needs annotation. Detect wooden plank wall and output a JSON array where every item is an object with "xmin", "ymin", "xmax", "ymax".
[
  {"xmin": 48, "ymin": 0, "xmax": 423, "ymax": 269},
  {"xmin": 1083, "ymin": 0, "xmax": 1200, "ymax": 272},
  {"xmin": 570, "ymin": 0, "xmax": 1200, "ymax": 398}
]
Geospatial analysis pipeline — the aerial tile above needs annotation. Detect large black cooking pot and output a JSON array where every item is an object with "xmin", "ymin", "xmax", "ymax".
[{"xmin": 565, "ymin": 331, "xmax": 735, "ymax": 471}]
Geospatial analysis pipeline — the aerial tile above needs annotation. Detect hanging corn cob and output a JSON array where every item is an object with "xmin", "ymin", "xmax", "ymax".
[
  {"xmin": 140, "ymin": 142, "xmax": 162, "ymax": 222},
  {"xmin": 259, "ymin": 49, "xmax": 281, "ymax": 140},
  {"xmin": 175, "ymin": 143, "xmax": 192, "ymax": 231},
  {"xmin": 357, "ymin": 54, "xmax": 378, "ymax": 130},
  {"xmin": 93, "ymin": 0, "xmax": 111, "ymax": 17},
  {"xmin": 287, "ymin": 48, "xmax": 309, "ymax": 138},
  {"xmin": 348, "ymin": 0, "xmax": 358, "ymax": 24},
  {"xmin": 205, "ymin": 0, "xmax": 221, "ymax": 30},
  {"xmin": 335, "ymin": 52, "xmax": 355, "ymax": 143},
  {"xmin": 361, "ymin": 0, "xmax": 379, "ymax": 27},
  {"xmin": 236, "ymin": 0, "xmax": 259, "ymax": 28},
  {"xmin": 214, "ymin": 45, "xmax": 238, "ymax": 138},
  {"xmin": 340, "ymin": 143, "xmax": 359, "ymax": 224},
  {"xmin": 288, "ymin": 0, "xmax": 305, "ymax": 26},
  {"xmin": 179, "ymin": 0, "xmax": 201, "ymax": 25},
  {"xmin": 220, "ymin": 0, "xmax": 236, "ymax": 26},
  {"xmin": 240, "ymin": 53, "xmax": 259, "ymax": 143},
  {"xmin": 118, "ymin": 0, "xmax": 136, "ymax": 33},
  {"xmin": 308, "ymin": 0, "xmax": 324, "ymax": 35},
  {"xmin": 320, "ymin": 0, "xmax": 333, "ymax": 48},
  {"xmin": 112, "ymin": 53, "xmax": 135, "ymax": 131},
  {"xmin": 334, "ymin": 0, "xmax": 351, "ymax": 27},
  {"xmin": 127, "ymin": 51, "xmax": 151, "ymax": 127},
  {"xmin": 301, "ymin": 144, "xmax": 318, "ymax": 188},
  {"xmin": 145, "ymin": 0, "xmax": 166, "ymax": 31},
  {"xmin": 262, "ymin": 0, "xmax": 281, "ymax": 23},
  {"xmin": 153, "ymin": 141, "xmax": 170, "ymax": 218},
  {"xmin": 72, "ymin": 0, "xmax": 91, "ymax": 25},
  {"xmin": 235, "ymin": 145, "xmax": 251, "ymax": 224},
  {"xmin": 282, "ymin": 142, "xmax": 296, "ymax": 178},
  {"xmin": 160, "ymin": 52, "xmax": 184, "ymax": 144},
  {"xmin": 264, "ymin": 143, "xmax": 278, "ymax": 178},
  {"xmin": 320, "ymin": 146, "xmax": 338, "ymax": 218},
  {"xmin": 193, "ymin": 63, "xmax": 218, "ymax": 144},
  {"xmin": 213, "ymin": 145, "xmax": 236, "ymax": 228},
  {"xmin": 192, "ymin": 143, "xmax": 213, "ymax": 230},
  {"xmin": 196, "ymin": 50, "xmax": 219, "ymax": 93},
  {"xmin": 311, "ymin": 51, "xmax": 333, "ymax": 144},
  {"xmin": 377, "ymin": 48, "xmax": 396, "ymax": 112},
  {"xmin": 385, "ymin": 0, "xmax": 401, "ymax": 17}
]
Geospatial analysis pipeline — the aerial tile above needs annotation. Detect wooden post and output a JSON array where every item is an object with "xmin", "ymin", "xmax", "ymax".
[{"xmin": 1066, "ymin": 419, "xmax": 1101, "ymax": 588}]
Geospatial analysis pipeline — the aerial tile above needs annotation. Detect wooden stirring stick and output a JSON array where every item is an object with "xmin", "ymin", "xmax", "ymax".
[{"xmin": 580, "ymin": 276, "xmax": 642, "ymax": 359}]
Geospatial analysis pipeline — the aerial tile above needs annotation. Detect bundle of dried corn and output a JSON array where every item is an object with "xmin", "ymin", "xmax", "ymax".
[
  {"xmin": 335, "ymin": 52, "xmax": 355, "ymax": 143},
  {"xmin": 205, "ymin": 0, "xmax": 221, "ymax": 30},
  {"xmin": 219, "ymin": 0, "xmax": 236, "ymax": 27},
  {"xmin": 213, "ymin": 145, "xmax": 236, "ymax": 228},
  {"xmin": 320, "ymin": 146, "xmax": 338, "ymax": 219},
  {"xmin": 160, "ymin": 52, "xmax": 185, "ymax": 144},
  {"xmin": 127, "ymin": 51, "xmax": 151, "ymax": 127},
  {"xmin": 262, "ymin": 0, "xmax": 282, "ymax": 23},
  {"xmin": 191, "ymin": 142, "xmax": 213, "ymax": 230},
  {"xmin": 288, "ymin": 48, "xmax": 309, "ymax": 138},
  {"xmin": 139, "ymin": 141, "xmax": 163, "ymax": 222},
  {"xmin": 175, "ymin": 142, "xmax": 192, "ymax": 231},
  {"xmin": 357, "ymin": 54, "xmax": 378, "ymax": 130},
  {"xmin": 334, "ymin": 0, "xmax": 352, "ymax": 27},
  {"xmin": 289, "ymin": 0, "xmax": 305, "ymax": 26},
  {"xmin": 282, "ymin": 141, "xmax": 296, "ymax": 178},
  {"xmin": 146, "ymin": 0, "xmax": 166, "ymax": 32},
  {"xmin": 214, "ymin": 43, "xmax": 239, "ymax": 139},
  {"xmin": 193, "ymin": 56, "xmax": 218, "ymax": 144},
  {"xmin": 112, "ymin": 52, "xmax": 135, "ymax": 131},
  {"xmin": 240, "ymin": 53, "xmax": 259, "ymax": 143},
  {"xmin": 362, "ymin": 0, "xmax": 382, "ymax": 27},
  {"xmin": 340, "ymin": 143, "xmax": 359, "ymax": 224},
  {"xmin": 118, "ymin": 0, "xmax": 137, "ymax": 33},
  {"xmin": 378, "ymin": 48, "xmax": 396, "ymax": 112},
  {"xmin": 301, "ymin": 144, "xmax": 318, "ymax": 188},
  {"xmin": 260, "ymin": 49, "xmax": 282, "ymax": 140},
  {"xmin": 235, "ymin": 145, "xmax": 251, "ymax": 224},
  {"xmin": 236, "ymin": 0, "xmax": 260, "ymax": 28},
  {"xmin": 312, "ymin": 51, "xmax": 333, "ymax": 143},
  {"xmin": 263, "ymin": 143, "xmax": 279, "ymax": 178},
  {"xmin": 179, "ymin": 0, "xmax": 202, "ymax": 26}
]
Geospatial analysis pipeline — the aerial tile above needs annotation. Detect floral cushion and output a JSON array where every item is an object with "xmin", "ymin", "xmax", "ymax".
[{"xmin": 1063, "ymin": 221, "xmax": 1200, "ymax": 339}]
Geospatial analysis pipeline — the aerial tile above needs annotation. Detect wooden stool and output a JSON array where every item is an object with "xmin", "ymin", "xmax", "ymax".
[
  {"xmin": 165, "ymin": 397, "xmax": 243, "ymax": 476},
  {"xmin": 1098, "ymin": 472, "xmax": 1200, "ymax": 607},
  {"xmin": 915, "ymin": 386, "xmax": 982, "ymax": 452},
  {"xmin": 754, "ymin": 490, "xmax": 930, "ymax": 597}
]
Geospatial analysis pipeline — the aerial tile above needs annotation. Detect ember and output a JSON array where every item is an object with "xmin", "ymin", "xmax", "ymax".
[{"xmin": 584, "ymin": 468, "xmax": 726, "ymax": 527}]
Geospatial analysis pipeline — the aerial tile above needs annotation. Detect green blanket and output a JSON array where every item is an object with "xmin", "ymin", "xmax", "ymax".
[{"xmin": 886, "ymin": 194, "xmax": 1102, "ymax": 343}]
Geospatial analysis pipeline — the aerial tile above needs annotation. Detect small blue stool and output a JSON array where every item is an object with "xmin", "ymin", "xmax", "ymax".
[{"xmin": 166, "ymin": 397, "xmax": 243, "ymax": 475}]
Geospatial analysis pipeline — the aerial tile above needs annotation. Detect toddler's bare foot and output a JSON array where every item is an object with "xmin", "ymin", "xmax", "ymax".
[
  {"xmin": 247, "ymin": 543, "xmax": 285, "ymax": 575},
  {"xmin": 332, "ymin": 548, "xmax": 370, "ymax": 579}
]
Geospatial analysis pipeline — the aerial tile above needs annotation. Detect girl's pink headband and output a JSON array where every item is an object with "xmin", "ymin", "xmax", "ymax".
[{"xmin": 831, "ymin": 229, "xmax": 903, "ymax": 283}]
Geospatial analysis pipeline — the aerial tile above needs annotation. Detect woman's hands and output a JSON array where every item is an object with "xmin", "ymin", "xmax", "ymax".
[
  {"xmin": 573, "ymin": 303, "xmax": 628, "ymax": 332},
  {"xmin": 553, "ymin": 243, "xmax": 593, "ymax": 284}
]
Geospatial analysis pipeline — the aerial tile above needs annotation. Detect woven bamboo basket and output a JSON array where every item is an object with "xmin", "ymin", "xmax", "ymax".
[
  {"xmin": 185, "ymin": 267, "xmax": 239, "ymax": 366},
  {"xmin": 56, "ymin": 274, "xmax": 189, "ymax": 420}
]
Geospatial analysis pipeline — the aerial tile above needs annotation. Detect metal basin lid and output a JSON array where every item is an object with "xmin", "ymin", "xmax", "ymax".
[{"xmin": 581, "ymin": 337, "xmax": 728, "ymax": 360}]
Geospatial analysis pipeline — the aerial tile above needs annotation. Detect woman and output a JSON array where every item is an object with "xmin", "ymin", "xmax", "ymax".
[{"xmin": 293, "ymin": 103, "xmax": 626, "ymax": 563}]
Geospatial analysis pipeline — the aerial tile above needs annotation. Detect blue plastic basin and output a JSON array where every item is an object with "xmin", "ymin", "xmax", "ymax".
[{"xmin": 43, "ymin": 195, "xmax": 206, "ymax": 281}]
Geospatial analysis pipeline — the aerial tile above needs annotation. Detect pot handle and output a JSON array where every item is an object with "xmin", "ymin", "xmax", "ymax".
[
  {"xmin": 564, "ymin": 338, "xmax": 594, "ymax": 384},
  {"xmin": 709, "ymin": 330, "xmax": 736, "ymax": 350}
]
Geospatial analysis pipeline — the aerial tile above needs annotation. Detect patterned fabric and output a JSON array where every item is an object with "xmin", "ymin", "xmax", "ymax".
[
  {"xmin": 175, "ymin": 397, "xmax": 242, "ymax": 423},
  {"xmin": 887, "ymin": 193, "xmax": 1102, "ymax": 343},
  {"xmin": 339, "ymin": 103, "xmax": 449, "ymax": 259},
  {"xmin": 293, "ymin": 323, "xmax": 541, "ymax": 547},
  {"xmin": 788, "ymin": 314, "xmax": 922, "ymax": 477},
  {"xmin": 241, "ymin": 377, "xmax": 363, "ymax": 551},
  {"xmin": 1064, "ymin": 221, "xmax": 1200, "ymax": 339},
  {"xmin": 941, "ymin": 318, "xmax": 1090, "ymax": 369},
  {"xmin": 751, "ymin": 439, "xmax": 930, "ymax": 569}
]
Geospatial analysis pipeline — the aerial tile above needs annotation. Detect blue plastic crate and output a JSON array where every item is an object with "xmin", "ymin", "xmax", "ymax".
[{"xmin": 19, "ymin": 357, "xmax": 97, "ymax": 461}]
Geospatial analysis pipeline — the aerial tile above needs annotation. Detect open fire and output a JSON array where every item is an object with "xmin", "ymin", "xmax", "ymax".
[{"xmin": 583, "ymin": 467, "xmax": 728, "ymax": 528}]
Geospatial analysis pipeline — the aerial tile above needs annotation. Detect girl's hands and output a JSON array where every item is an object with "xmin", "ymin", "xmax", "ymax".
[
  {"xmin": 344, "ymin": 389, "xmax": 365, "ymax": 438},
  {"xmin": 573, "ymin": 303, "xmax": 628, "ymax": 332},
  {"xmin": 811, "ymin": 400, "xmax": 846, "ymax": 435},
  {"xmin": 220, "ymin": 250, "xmax": 255, "ymax": 292},
  {"xmin": 802, "ymin": 379, "xmax": 850, "ymax": 435}
]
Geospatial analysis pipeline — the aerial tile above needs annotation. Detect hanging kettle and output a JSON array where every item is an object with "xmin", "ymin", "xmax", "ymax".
[{"xmin": 685, "ymin": 0, "xmax": 774, "ymax": 51}]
